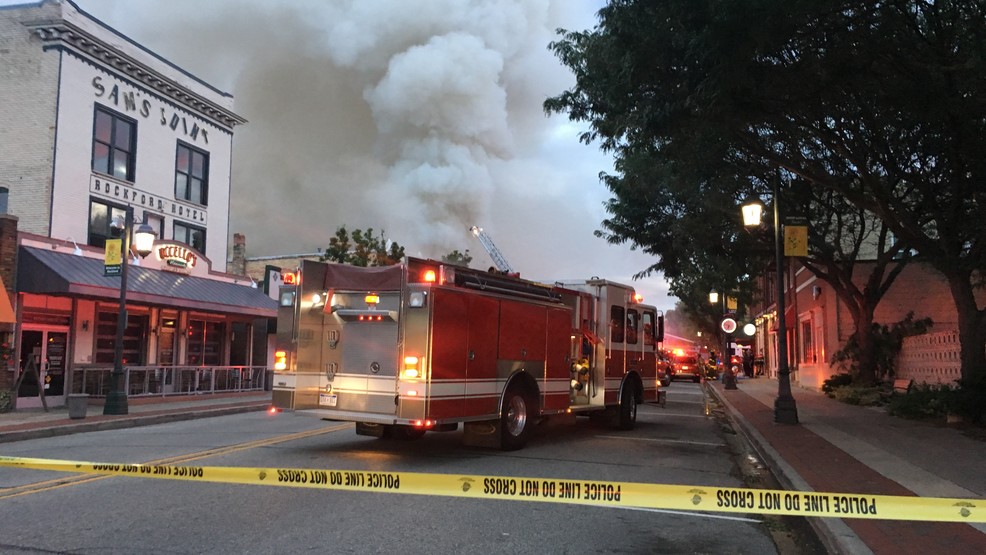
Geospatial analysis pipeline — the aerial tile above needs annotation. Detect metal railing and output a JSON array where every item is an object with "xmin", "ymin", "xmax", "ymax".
[{"xmin": 70, "ymin": 365, "xmax": 271, "ymax": 398}]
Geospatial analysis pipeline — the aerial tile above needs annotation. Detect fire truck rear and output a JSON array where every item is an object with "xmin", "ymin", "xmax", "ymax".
[{"xmin": 272, "ymin": 258, "xmax": 664, "ymax": 450}]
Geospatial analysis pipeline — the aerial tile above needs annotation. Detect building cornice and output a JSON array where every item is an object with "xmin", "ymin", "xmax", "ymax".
[{"xmin": 25, "ymin": 19, "xmax": 247, "ymax": 130}]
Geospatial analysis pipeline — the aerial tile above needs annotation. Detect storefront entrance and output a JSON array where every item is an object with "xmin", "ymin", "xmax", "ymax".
[{"xmin": 18, "ymin": 328, "xmax": 69, "ymax": 408}]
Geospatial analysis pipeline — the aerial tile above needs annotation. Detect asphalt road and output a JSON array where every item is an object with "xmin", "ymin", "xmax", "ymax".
[{"xmin": 0, "ymin": 383, "xmax": 799, "ymax": 554}]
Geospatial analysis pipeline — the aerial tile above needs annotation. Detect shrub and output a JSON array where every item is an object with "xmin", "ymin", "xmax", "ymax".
[
  {"xmin": 822, "ymin": 373, "xmax": 853, "ymax": 397},
  {"xmin": 831, "ymin": 385, "xmax": 883, "ymax": 406},
  {"xmin": 886, "ymin": 383, "xmax": 953, "ymax": 420},
  {"xmin": 948, "ymin": 377, "xmax": 986, "ymax": 425}
]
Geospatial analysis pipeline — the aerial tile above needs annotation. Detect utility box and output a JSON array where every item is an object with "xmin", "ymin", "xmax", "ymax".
[{"xmin": 67, "ymin": 394, "xmax": 89, "ymax": 419}]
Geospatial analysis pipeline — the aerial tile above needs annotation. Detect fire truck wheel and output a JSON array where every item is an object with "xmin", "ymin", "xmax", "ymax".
[
  {"xmin": 617, "ymin": 385, "xmax": 638, "ymax": 430},
  {"xmin": 500, "ymin": 387, "xmax": 533, "ymax": 451}
]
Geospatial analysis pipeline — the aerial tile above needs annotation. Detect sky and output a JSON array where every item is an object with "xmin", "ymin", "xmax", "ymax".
[{"xmin": 13, "ymin": 0, "xmax": 676, "ymax": 311}]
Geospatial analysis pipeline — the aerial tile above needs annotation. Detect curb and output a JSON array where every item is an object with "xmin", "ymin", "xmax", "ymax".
[
  {"xmin": 707, "ymin": 384, "xmax": 872, "ymax": 555},
  {"xmin": 0, "ymin": 403, "xmax": 268, "ymax": 444}
]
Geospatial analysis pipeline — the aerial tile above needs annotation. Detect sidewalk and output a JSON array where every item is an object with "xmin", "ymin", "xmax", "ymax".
[
  {"xmin": 709, "ymin": 376, "xmax": 986, "ymax": 554},
  {"xmin": 0, "ymin": 391, "xmax": 272, "ymax": 443}
]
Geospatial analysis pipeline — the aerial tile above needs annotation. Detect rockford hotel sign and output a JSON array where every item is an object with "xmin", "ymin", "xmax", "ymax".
[{"xmin": 90, "ymin": 175, "xmax": 208, "ymax": 226}]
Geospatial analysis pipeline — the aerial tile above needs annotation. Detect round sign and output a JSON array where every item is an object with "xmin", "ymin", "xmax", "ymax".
[
  {"xmin": 720, "ymin": 317, "xmax": 737, "ymax": 334},
  {"xmin": 743, "ymin": 323, "xmax": 757, "ymax": 336}
]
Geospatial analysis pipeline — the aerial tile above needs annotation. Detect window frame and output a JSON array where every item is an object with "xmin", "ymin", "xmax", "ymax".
[
  {"xmin": 87, "ymin": 198, "xmax": 129, "ymax": 249},
  {"xmin": 175, "ymin": 141, "xmax": 210, "ymax": 206},
  {"xmin": 92, "ymin": 105, "xmax": 137, "ymax": 182},
  {"xmin": 174, "ymin": 221, "xmax": 207, "ymax": 254}
]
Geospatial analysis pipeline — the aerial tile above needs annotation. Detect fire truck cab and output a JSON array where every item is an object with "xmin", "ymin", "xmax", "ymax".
[{"xmin": 272, "ymin": 258, "xmax": 664, "ymax": 450}]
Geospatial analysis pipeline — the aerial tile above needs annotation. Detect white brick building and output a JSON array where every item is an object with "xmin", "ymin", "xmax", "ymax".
[{"xmin": 0, "ymin": 1, "xmax": 274, "ymax": 409}]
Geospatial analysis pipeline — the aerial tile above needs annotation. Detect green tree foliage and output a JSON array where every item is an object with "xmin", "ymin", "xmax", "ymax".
[
  {"xmin": 546, "ymin": 0, "xmax": 986, "ymax": 382},
  {"xmin": 441, "ymin": 249, "xmax": 473, "ymax": 267},
  {"xmin": 320, "ymin": 226, "xmax": 405, "ymax": 267}
]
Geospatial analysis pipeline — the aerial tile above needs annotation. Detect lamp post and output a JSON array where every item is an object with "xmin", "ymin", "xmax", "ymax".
[
  {"xmin": 743, "ymin": 183, "xmax": 799, "ymax": 424},
  {"xmin": 103, "ymin": 206, "xmax": 156, "ymax": 415}
]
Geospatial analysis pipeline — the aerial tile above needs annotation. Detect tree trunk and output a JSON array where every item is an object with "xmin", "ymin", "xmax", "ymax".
[
  {"xmin": 851, "ymin": 309, "xmax": 879, "ymax": 386},
  {"xmin": 947, "ymin": 276, "xmax": 986, "ymax": 384}
]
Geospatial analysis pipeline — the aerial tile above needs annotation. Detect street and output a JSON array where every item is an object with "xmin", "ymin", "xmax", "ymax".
[{"xmin": 0, "ymin": 383, "xmax": 812, "ymax": 554}]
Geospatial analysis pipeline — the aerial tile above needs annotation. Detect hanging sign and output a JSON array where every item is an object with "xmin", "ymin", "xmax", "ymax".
[{"xmin": 104, "ymin": 238, "xmax": 122, "ymax": 276}]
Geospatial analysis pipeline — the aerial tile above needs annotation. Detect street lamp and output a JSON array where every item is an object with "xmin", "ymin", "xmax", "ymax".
[
  {"xmin": 103, "ymin": 206, "xmax": 157, "ymax": 415},
  {"xmin": 743, "ymin": 184, "xmax": 799, "ymax": 424}
]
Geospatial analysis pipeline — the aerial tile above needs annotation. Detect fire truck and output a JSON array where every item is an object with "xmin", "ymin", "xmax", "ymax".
[{"xmin": 271, "ymin": 257, "xmax": 664, "ymax": 450}]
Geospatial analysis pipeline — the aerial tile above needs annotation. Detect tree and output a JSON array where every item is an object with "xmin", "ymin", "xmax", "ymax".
[
  {"xmin": 546, "ymin": 1, "xmax": 985, "ymax": 382},
  {"xmin": 320, "ymin": 226, "xmax": 405, "ymax": 267},
  {"xmin": 441, "ymin": 249, "xmax": 473, "ymax": 267}
]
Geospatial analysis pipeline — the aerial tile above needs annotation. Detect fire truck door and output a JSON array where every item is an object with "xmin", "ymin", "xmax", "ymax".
[{"xmin": 338, "ymin": 317, "xmax": 400, "ymax": 414}]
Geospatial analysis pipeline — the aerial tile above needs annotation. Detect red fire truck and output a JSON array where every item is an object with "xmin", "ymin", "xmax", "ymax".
[{"xmin": 271, "ymin": 258, "xmax": 664, "ymax": 450}]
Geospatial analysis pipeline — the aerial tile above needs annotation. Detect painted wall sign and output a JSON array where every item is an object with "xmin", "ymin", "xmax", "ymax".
[
  {"xmin": 92, "ymin": 75, "xmax": 210, "ymax": 144},
  {"xmin": 90, "ymin": 175, "xmax": 207, "ymax": 225}
]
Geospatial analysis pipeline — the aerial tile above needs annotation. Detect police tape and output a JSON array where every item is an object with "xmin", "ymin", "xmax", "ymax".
[{"xmin": 0, "ymin": 455, "xmax": 980, "ymax": 522}]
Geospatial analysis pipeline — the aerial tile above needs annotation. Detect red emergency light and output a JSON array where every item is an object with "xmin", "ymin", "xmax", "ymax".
[{"xmin": 282, "ymin": 272, "xmax": 299, "ymax": 285}]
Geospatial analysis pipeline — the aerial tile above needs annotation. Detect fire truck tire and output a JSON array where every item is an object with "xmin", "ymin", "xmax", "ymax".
[
  {"xmin": 500, "ymin": 387, "xmax": 534, "ymax": 451},
  {"xmin": 617, "ymin": 385, "xmax": 638, "ymax": 430}
]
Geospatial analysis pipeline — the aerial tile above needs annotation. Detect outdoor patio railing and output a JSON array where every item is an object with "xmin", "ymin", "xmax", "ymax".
[{"xmin": 70, "ymin": 365, "xmax": 271, "ymax": 398}]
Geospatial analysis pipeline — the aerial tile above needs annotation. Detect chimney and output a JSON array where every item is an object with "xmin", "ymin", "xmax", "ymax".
[{"xmin": 230, "ymin": 233, "xmax": 247, "ymax": 276}]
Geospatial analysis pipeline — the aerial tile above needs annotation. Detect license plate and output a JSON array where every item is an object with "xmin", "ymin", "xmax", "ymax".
[{"xmin": 319, "ymin": 393, "xmax": 338, "ymax": 407}]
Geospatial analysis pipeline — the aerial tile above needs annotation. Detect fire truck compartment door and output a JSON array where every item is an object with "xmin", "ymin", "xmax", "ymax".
[{"xmin": 336, "ymin": 320, "xmax": 399, "ymax": 414}]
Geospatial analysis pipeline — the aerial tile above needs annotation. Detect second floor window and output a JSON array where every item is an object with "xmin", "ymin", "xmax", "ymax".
[
  {"xmin": 175, "ymin": 222, "xmax": 206, "ymax": 253},
  {"xmin": 92, "ymin": 106, "xmax": 136, "ymax": 181},
  {"xmin": 175, "ymin": 143, "xmax": 209, "ymax": 206},
  {"xmin": 88, "ymin": 199, "xmax": 128, "ymax": 249}
]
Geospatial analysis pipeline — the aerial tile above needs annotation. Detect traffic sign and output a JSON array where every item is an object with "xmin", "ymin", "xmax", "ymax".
[{"xmin": 720, "ymin": 317, "xmax": 737, "ymax": 334}]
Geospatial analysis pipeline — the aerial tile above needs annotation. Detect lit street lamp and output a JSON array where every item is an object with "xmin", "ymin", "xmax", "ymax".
[
  {"xmin": 103, "ymin": 206, "xmax": 156, "ymax": 415},
  {"xmin": 743, "ymin": 185, "xmax": 799, "ymax": 424}
]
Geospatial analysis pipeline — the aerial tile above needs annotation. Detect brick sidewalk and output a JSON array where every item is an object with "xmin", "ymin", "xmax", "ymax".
[{"xmin": 721, "ymin": 386, "xmax": 986, "ymax": 554}]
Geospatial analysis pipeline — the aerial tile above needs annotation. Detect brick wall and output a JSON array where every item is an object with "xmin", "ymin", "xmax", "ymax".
[{"xmin": 0, "ymin": 4, "xmax": 61, "ymax": 235}]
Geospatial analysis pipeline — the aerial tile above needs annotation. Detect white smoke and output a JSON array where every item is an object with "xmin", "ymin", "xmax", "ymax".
[{"xmin": 64, "ymin": 0, "xmax": 676, "ymax": 308}]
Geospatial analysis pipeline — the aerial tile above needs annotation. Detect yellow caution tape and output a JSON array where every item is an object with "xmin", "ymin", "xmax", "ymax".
[{"xmin": 0, "ymin": 455, "xmax": 981, "ymax": 522}]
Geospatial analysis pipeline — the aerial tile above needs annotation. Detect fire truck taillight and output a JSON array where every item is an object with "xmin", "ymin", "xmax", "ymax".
[
  {"xmin": 403, "ymin": 356, "xmax": 420, "ymax": 379},
  {"xmin": 365, "ymin": 293, "xmax": 380, "ymax": 305},
  {"xmin": 274, "ymin": 350, "xmax": 287, "ymax": 371},
  {"xmin": 412, "ymin": 420, "xmax": 435, "ymax": 428}
]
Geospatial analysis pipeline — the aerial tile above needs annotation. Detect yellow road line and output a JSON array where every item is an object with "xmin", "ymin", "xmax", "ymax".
[{"xmin": 0, "ymin": 424, "xmax": 348, "ymax": 500}]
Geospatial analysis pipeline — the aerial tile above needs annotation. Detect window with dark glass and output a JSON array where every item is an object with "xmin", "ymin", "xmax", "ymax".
[
  {"xmin": 187, "ymin": 319, "xmax": 224, "ymax": 366},
  {"xmin": 626, "ymin": 309, "xmax": 639, "ymax": 345},
  {"xmin": 610, "ymin": 306, "xmax": 625, "ymax": 344},
  {"xmin": 175, "ymin": 142, "xmax": 209, "ymax": 206},
  {"xmin": 88, "ymin": 199, "xmax": 128, "ymax": 249},
  {"xmin": 94, "ymin": 310, "xmax": 148, "ymax": 364},
  {"xmin": 174, "ymin": 222, "xmax": 206, "ymax": 253},
  {"xmin": 92, "ymin": 106, "xmax": 136, "ymax": 181},
  {"xmin": 642, "ymin": 311, "xmax": 655, "ymax": 347}
]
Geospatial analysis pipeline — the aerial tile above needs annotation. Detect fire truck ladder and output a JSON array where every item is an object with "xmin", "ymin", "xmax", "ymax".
[{"xmin": 469, "ymin": 226, "xmax": 515, "ymax": 274}]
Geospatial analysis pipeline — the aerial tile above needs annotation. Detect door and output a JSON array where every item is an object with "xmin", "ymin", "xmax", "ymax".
[{"xmin": 18, "ymin": 328, "xmax": 69, "ymax": 407}]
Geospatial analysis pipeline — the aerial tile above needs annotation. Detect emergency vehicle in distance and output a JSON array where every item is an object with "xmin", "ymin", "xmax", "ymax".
[{"xmin": 271, "ymin": 257, "xmax": 665, "ymax": 450}]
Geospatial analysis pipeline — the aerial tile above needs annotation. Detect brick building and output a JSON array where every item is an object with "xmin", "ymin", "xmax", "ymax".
[
  {"xmin": 750, "ymin": 257, "xmax": 979, "ymax": 391},
  {"xmin": 0, "ymin": 1, "xmax": 275, "ymax": 409}
]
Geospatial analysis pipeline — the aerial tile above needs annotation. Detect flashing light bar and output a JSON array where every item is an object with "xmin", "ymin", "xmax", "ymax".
[{"xmin": 282, "ymin": 272, "xmax": 299, "ymax": 285}]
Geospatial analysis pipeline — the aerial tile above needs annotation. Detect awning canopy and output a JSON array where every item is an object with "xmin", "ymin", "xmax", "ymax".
[
  {"xmin": 0, "ymin": 275, "xmax": 15, "ymax": 324},
  {"xmin": 18, "ymin": 246, "xmax": 276, "ymax": 318}
]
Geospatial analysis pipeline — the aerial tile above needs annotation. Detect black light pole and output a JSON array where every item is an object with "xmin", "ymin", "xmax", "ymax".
[
  {"xmin": 743, "ymin": 185, "xmax": 799, "ymax": 423},
  {"xmin": 104, "ymin": 206, "xmax": 156, "ymax": 415}
]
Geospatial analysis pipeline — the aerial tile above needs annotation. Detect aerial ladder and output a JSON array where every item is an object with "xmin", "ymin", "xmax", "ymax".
[{"xmin": 469, "ymin": 226, "xmax": 516, "ymax": 275}]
